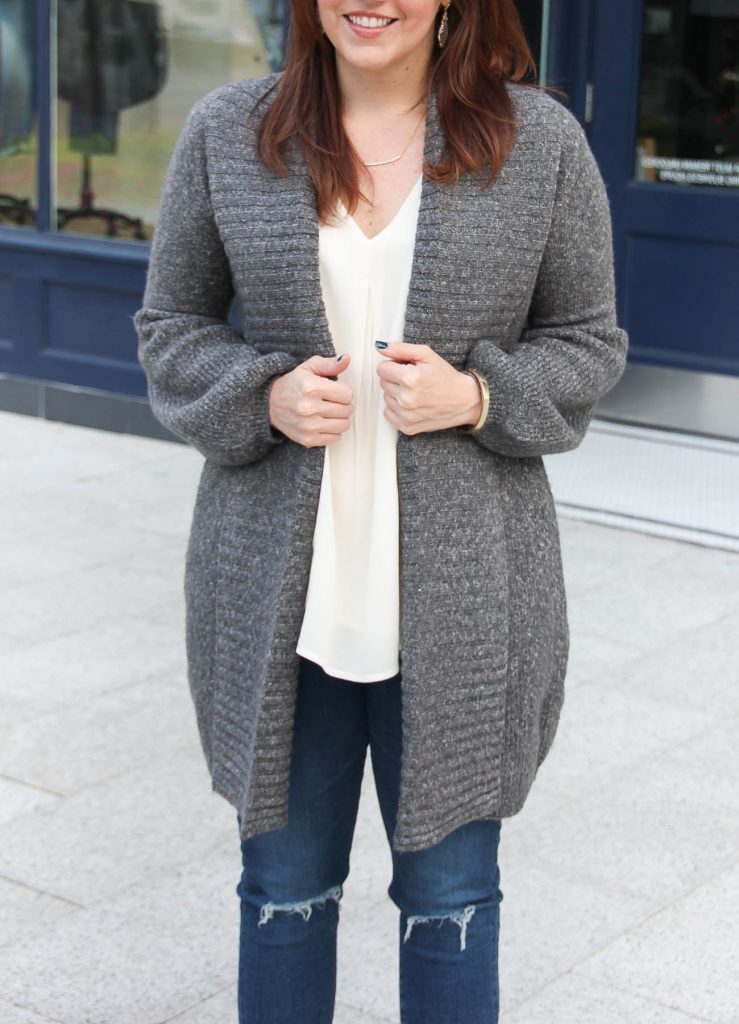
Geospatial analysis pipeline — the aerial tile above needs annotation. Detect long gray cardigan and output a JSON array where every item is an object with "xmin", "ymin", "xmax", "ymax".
[{"xmin": 134, "ymin": 71, "xmax": 628, "ymax": 854}]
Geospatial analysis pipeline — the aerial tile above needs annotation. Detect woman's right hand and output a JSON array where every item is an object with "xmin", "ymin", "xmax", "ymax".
[{"xmin": 268, "ymin": 353, "xmax": 354, "ymax": 448}]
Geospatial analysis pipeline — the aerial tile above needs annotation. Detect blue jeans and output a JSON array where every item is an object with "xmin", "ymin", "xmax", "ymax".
[{"xmin": 235, "ymin": 655, "xmax": 504, "ymax": 1024}]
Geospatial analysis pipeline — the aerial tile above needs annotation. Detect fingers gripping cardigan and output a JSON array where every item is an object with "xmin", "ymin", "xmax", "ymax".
[{"xmin": 134, "ymin": 72, "xmax": 628, "ymax": 854}]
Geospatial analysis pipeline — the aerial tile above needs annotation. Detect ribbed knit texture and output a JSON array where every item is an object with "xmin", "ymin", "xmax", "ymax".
[{"xmin": 134, "ymin": 72, "xmax": 628, "ymax": 853}]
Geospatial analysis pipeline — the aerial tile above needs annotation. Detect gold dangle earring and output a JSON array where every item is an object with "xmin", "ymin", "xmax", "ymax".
[{"xmin": 437, "ymin": 1, "xmax": 450, "ymax": 48}]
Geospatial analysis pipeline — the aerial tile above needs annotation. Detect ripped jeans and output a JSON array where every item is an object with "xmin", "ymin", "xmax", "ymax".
[{"xmin": 235, "ymin": 654, "xmax": 503, "ymax": 1024}]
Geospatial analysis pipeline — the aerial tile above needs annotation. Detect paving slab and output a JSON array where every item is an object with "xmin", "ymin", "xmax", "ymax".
[
  {"xmin": 496, "ymin": 845, "xmax": 655, "ymax": 1012},
  {"xmin": 0, "ymin": 675, "xmax": 198, "ymax": 795},
  {"xmin": 336, "ymin": 895, "xmax": 399, "ymax": 1022},
  {"xmin": 1, "ymin": 410, "xmax": 737, "ymax": 1024},
  {"xmin": 0, "ymin": 557, "xmax": 183, "ymax": 645},
  {"xmin": 0, "ymin": 632, "xmax": 23, "ymax": 655},
  {"xmin": 0, "ymin": 778, "xmax": 59, "ymax": 828},
  {"xmin": 566, "ymin": 555, "xmax": 739, "ymax": 658},
  {"xmin": 0, "ymin": 746, "xmax": 235, "ymax": 905},
  {"xmin": 0, "ymin": 615, "xmax": 186, "ymax": 711},
  {"xmin": 506, "ymin": 971, "xmax": 711, "ymax": 1024},
  {"xmin": 558, "ymin": 515, "xmax": 688, "ymax": 595},
  {"xmin": 0, "ymin": 1001, "xmax": 59, "ymax": 1024},
  {"xmin": 580, "ymin": 609, "xmax": 739, "ymax": 717},
  {"xmin": 163, "ymin": 986, "xmax": 237, "ymax": 1024},
  {"xmin": 0, "ymin": 693, "xmax": 51, "ymax": 729},
  {"xmin": 0, "ymin": 421, "xmax": 161, "ymax": 479},
  {"xmin": 341, "ymin": 764, "xmax": 394, "ymax": 901},
  {"xmin": 531, "ymin": 675, "xmax": 714, "ymax": 804},
  {"xmin": 0, "ymin": 875, "xmax": 76, "ymax": 953},
  {"xmin": 573, "ymin": 860, "xmax": 739, "ymax": 1024},
  {"xmin": 0, "ymin": 844, "xmax": 240, "ymax": 1024},
  {"xmin": 562, "ymin": 624, "xmax": 645, "ymax": 688},
  {"xmin": 333, "ymin": 1003, "xmax": 396, "ymax": 1024},
  {"xmin": 514, "ymin": 720, "xmax": 739, "ymax": 907},
  {"xmin": 0, "ymin": 480, "xmax": 190, "ymax": 589}
]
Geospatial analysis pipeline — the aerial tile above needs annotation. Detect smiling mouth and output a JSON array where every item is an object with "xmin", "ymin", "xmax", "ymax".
[{"xmin": 344, "ymin": 14, "xmax": 397, "ymax": 27}]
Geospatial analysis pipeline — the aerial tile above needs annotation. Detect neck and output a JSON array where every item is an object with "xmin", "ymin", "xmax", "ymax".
[{"xmin": 336, "ymin": 50, "xmax": 432, "ymax": 120}]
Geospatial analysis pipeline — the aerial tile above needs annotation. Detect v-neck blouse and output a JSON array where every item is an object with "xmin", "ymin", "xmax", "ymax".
[{"xmin": 295, "ymin": 174, "xmax": 423, "ymax": 681}]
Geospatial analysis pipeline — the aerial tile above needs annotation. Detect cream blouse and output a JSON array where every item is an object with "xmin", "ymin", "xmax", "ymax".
[{"xmin": 296, "ymin": 173, "xmax": 423, "ymax": 682}]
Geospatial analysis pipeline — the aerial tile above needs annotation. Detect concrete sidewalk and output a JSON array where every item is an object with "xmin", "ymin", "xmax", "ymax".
[{"xmin": 0, "ymin": 409, "xmax": 736, "ymax": 1024}]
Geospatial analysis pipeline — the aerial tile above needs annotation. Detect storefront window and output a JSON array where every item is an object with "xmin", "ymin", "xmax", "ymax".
[
  {"xmin": 635, "ymin": 0, "xmax": 739, "ymax": 188},
  {"xmin": 54, "ymin": 0, "xmax": 281, "ymax": 242},
  {"xmin": 516, "ymin": 0, "xmax": 551, "ymax": 84},
  {"xmin": 0, "ymin": 0, "xmax": 37, "ymax": 229},
  {"xmin": 4, "ymin": 0, "xmax": 550, "ymax": 241}
]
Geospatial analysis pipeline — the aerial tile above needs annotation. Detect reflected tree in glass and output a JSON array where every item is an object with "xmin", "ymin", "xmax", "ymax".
[
  {"xmin": 0, "ymin": 0, "xmax": 36, "ymax": 227},
  {"xmin": 55, "ymin": 0, "xmax": 273, "ymax": 242}
]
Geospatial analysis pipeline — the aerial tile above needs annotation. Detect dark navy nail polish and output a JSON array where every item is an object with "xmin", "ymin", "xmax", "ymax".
[
  {"xmin": 375, "ymin": 340, "xmax": 388, "ymax": 349},
  {"xmin": 336, "ymin": 353, "xmax": 345, "ymax": 360}
]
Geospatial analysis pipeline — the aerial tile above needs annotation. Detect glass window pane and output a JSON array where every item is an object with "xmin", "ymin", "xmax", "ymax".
[
  {"xmin": 0, "ymin": 0, "xmax": 37, "ymax": 229},
  {"xmin": 515, "ymin": 0, "xmax": 544, "ymax": 80},
  {"xmin": 635, "ymin": 0, "xmax": 739, "ymax": 188},
  {"xmin": 54, "ymin": 0, "xmax": 281, "ymax": 243}
]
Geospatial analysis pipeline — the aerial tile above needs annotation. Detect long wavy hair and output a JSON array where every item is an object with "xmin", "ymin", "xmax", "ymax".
[{"xmin": 245, "ymin": 0, "xmax": 564, "ymax": 221}]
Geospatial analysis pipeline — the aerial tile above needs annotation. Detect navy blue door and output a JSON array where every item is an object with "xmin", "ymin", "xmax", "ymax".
[{"xmin": 587, "ymin": 0, "xmax": 739, "ymax": 377}]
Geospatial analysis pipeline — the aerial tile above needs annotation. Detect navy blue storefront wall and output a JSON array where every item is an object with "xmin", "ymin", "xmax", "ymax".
[
  {"xmin": 2, "ymin": 233, "xmax": 148, "ymax": 394},
  {"xmin": 0, "ymin": 0, "xmax": 196, "ymax": 404},
  {"xmin": 0, "ymin": 0, "xmax": 149, "ymax": 398},
  {"xmin": 588, "ymin": 0, "xmax": 739, "ymax": 377}
]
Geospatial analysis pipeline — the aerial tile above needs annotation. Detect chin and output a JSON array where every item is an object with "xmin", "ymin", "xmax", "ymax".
[{"xmin": 335, "ymin": 46, "xmax": 406, "ymax": 73}]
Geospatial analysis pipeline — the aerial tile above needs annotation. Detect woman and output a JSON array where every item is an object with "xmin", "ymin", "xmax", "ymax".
[{"xmin": 134, "ymin": 0, "xmax": 628, "ymax": 1019}]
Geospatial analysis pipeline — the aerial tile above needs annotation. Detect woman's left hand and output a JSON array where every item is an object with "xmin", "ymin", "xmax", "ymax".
[{"xmin": 375, "ymin": 341, "xmax": 483, "ymax": 434}]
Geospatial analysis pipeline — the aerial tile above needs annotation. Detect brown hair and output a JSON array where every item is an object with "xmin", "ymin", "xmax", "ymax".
[{"xmin": 246, "ymin": 0, "xmax": 566, "ymax": 222}]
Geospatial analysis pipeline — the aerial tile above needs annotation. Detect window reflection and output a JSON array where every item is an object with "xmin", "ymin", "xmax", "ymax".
[
  {"xmin": 0, "ymin": 0, "xmax": 37, "ymax": 228},
  {"xmin": 635, "ymin": 0, "xmax": 739, "ymax": 188},
  {"xmin": 4, "ymin": 1, "xmax": 551, "ymax": 240},
  {"xmin": 515, "ymin": 0, "xmax": 546, "ymax": 83},
  {"xmin": 54, "ymin": 0, "xmax": 278, "ymax": 242}
]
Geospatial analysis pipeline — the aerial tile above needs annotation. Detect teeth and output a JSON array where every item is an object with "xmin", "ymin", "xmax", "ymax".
[{"xmin": 347, "ymin": 14, "xmax": 394, "ymax": 26}]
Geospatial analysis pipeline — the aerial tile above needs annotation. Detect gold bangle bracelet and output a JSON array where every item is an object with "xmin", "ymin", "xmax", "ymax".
[{"xmin": 458, "ymin": 368, "xmax": 490, "ymax": 433}]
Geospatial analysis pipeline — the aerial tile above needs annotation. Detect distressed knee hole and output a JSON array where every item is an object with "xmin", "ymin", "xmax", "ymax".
[
  {"xmin": 257, "ymin": 883, "xmax": 343, "ymax": 927},
  {"xmin": 402, "ymin": 904, "xmax": 476, "ymax": 952}
]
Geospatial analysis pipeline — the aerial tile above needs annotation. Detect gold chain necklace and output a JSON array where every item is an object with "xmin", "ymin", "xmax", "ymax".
[{"xmin": 351, "ymin": 109, "xmax": 426, "ymax": 167}]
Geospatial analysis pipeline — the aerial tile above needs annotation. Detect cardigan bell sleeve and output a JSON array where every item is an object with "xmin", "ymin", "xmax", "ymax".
[
  {"xmin": 462, "ymin": 120, "xmax": 628, "ymax": 458},
  {"xmin": 133, "ymin": 98, "xmax": 300, "ymax": 467}
]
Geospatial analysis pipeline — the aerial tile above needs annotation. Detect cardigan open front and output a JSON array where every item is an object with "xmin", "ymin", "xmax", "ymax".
[{"xmin": 134, "ymin": 72, "xmax": 629, "ymax": 854}]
